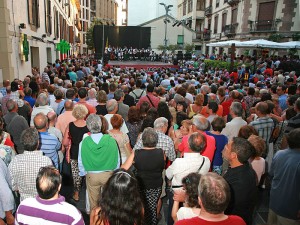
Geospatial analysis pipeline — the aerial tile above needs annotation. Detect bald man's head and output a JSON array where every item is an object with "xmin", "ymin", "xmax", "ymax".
[
  {"xmin": 47, "ymin": 111, "xmax": 57, "ymax": 122},
  {"xmin": 34, "ymin": 113, "xmax": 48, "ymax": 130},
  {"xmin": 64, "ymin": 100, "xmax": 74, "ymax": 111}
]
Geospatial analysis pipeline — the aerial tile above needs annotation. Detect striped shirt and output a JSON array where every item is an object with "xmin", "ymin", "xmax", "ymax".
[
  {"xmin": 39, "ymin": 132, "xmax": 61, "ymax": 168},
  {"xmin": 15, "ymin": 195, "xmax": 84, "ymax": 225}
]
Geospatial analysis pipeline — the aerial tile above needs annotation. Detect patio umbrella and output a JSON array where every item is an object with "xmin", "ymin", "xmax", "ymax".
[
  {"xmin": 278, "ymin": 41, "xmax": 300, "ymax": 49},
  {"xmin": 207, "ymin": 40, "xmax": 241, "ymax": 47},
  {"xmin": 235, "ymin": 39, "xmax": 285, "ymax": 49}
]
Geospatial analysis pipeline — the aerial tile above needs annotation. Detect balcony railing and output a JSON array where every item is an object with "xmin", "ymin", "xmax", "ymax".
[
  {"xmin": 228, "ymin": 0, "xmax": 239, "ymax": 6},
  {"xmin": 203, "ymin": 31, "xmax": 211, "ymax": 41},
  {"xmin": 224, "ymin": 24, "xmax": 238, "ymax": 36},
  {"xmin": 192, "ymin": 31, "xmax": 203, "ymax": 42},
  {"xmin": 250, "ymin": 20, "xmax": 277, "ymax": 32},
  {"xmin": 205, "ymin": 6, "xmax": 212, "ymax": 17}
]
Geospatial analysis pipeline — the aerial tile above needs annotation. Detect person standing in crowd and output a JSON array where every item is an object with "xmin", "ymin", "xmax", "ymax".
[
  {"xmin": 115, "ymin": 89, "xmax": 129, "ymax": 121},
  {"xmin": 222, "ymin": 137, "xmax": 257, "ymax": 225},
  {"xmin": 30, "ymin": 93, "xmax": 54, "ymax": 127},
  {"xmin": 90, "ymin": 169, "xmax": 144, "ymax": 225},
  {"xmin": 9, "ymin": 128, "xmax": 53, "ymax": 202},
  {"xmin": 3, "ymin": 99, "xmax": 29, "ymax": 154},
  {"xmin": 15, "ymin": 166, "xmax": 84, "ymax": 225},
  {"xmin": 78, "ymin": 114, "xmax": 119, "ymax": 212},
  {"xmin": 122, "ymin": 127, "xmax": 165, "ymax": 225},
  {"xmin": 137, "ymin": 84, "xmax": 160, "ymax": 109},
  {"xmin": 175, "ymin": 173, "xmax": 246, "ymax": 225},
  {"xmin": 63, "ymin": 104, "xmax": 89, "ymax": 202},
  {"xmin": 268, "ymin": 128, "xmax": 300, "ymax": 225}
]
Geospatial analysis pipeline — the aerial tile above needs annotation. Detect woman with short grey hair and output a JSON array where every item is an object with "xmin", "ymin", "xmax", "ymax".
[
  {"xmin": 62, "ymin": 104, "xmax": 89, "ymax": 202},
  {"xmin": 122, "ymin": 127, "xmax": 165, "ymax": 225},
  {"xmin": 86, "ymin": 114, "xmax": 102, "ymax": 134}
]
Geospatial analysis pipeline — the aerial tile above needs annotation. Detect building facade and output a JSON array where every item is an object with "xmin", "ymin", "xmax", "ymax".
[
  {"xmin": 202, "ymin": 0, "xmax": 300, "ymax": 55},
  {"xmin": 140, "ymin": 15, "xmax": 196, "ymax": 52},
  {"xmin": 116, "ymin": 0, "xmax": 128, "ymax": 26},
  {"xmin": 128, "ymin": 0, "xmax": 177, "ymax": 26},
  {"xmin": 0, "ymin": 0, "xmax": 81, "ymax": 81}
]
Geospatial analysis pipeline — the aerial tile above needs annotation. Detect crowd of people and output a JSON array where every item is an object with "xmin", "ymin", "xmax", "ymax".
[{"xmin": 0, "ymin": 54, "xmax": 300, "ymax": 225}]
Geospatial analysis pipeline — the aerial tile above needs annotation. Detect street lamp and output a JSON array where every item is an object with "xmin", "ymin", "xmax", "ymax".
[{"xmin": 159, "ymin": 3, "xmax": 173, "ymax": 62}]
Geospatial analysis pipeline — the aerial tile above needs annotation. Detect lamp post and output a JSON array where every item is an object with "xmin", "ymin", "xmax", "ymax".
[{"xmin": 159, "ymin": 3, "xmax": 173, "ymax": 62}]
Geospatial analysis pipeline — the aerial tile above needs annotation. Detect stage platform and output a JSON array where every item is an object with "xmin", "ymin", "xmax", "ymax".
[{"xmin": 107, "ymin": 60, "xmax": 179, "ymax": 74}]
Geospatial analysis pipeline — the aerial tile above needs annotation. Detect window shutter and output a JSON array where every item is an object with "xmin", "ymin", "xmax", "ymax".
[
  {"xmin": 45, "ymin": 0, "xmax": 48, "ymax": 33},
  {"xmin": 37, "ymin": 0, "xmax": 40, "ymax": 27},
  {"xmin": 28, "ymin": 0, "xmax": 33, "ymax": 25}
]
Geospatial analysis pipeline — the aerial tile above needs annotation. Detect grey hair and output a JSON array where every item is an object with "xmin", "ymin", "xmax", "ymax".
[
  {"xmin": 154, "ymin": 117, "xmax": 168, "ymax": 129},
  {"xmin": 192, "ymin": 115, "xmax": 210, "ymax": 131},
  {"xmin": 88, "ymin": 88, "xmax": 97, "ymax": 99},
  {"xmin": 21, "ymin": 128, "xmax": 39, "ymax": 151},
  {"xmin": 6, "ymin": 99, "xmax": 16, "ymax": 112},
  {"xmin": 37, "ymin": 93, "xmax": 48, "ymax": 106},
  {"xmin": 86, "ymin": 114, "xmax": 102, "ymax": 134},
  {"xmin": 230, "ymin": 102, "xmax": 243, "ymax": 117},
  {"xmin": 201, "ymin": 85, "xmax": 210, "ymax": 94},
  {"xmin": 114, "ymin": 90, "xmax": 124, "ymax": 101},
  {"xmin": 106, "ymin": 99, "xmax": 118, "ymax": 112},
  {"xmin": 188, "ymin": 132, "xmax": 207, "ymax": 153},
  {"xmin": 142, "ymin": 127, "xmax": 158, "ymax": 148}
]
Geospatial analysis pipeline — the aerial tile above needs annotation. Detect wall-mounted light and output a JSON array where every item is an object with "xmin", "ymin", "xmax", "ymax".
[
  {"xmin": 53, "ymin": 37, "xmax": 57, "ymax": 41},
  {"xmin": 42, "ymin": 34, "xmax": 47, "ymax": 38},
  {"xmin": 19, "ymin": 23, "xmax": 26, "ymax": 29},
  {"xmin": 64, "ymin": 3, "xmax": 70, "ymax": 6}
]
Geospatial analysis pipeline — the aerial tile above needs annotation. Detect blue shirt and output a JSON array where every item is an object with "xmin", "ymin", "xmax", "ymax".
[
  {"xmin": 278, "ymin": 94, "xmax": 288, "ymax": 111},
  {"xmin": 24, "ymin": 96, "xmax": 36, "ymax": 108},
  {"xmin": 206, "ymin": 131, "xmax": 228, "ymax": 167},
  {"xmin": 38, "ymin": 131, "xmax": 61, "ymax": 168},
  {"xmin": 269, "ymin": 148, "xmax": 300, "ymax": 220}
]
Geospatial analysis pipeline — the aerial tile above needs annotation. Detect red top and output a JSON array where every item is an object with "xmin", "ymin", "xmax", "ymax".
[
  {"xmin": 175, "ymin": 215, "xmax": 246, "ymax": 225},
  {"xmin": 230, "ymin": 72, "xmax": 239, "ymax": 83},
  {"xmin": 137, "ymin": 93, "xmax": 160, "ymax": 108}
]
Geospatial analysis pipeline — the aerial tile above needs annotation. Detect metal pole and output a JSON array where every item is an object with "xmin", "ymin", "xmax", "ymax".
[
  {"xmin": 164, "ymin": 14, "xmax": 167, "ymax": 62},
  {"xmin": 102, "ymin": 23, "xmax": 104, "ymax": 61}
]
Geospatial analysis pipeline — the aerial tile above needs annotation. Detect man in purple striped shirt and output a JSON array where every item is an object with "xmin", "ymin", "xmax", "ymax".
[{"xmin": 15, "ymin": 166, "xmax": 84, "ymax": 225}]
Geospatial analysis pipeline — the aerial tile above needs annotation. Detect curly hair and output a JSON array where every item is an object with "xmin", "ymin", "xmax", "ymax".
[
  {"xmin": 182, "ymin": 173, "xmax": 201, "ymax": 208},
  {"xmin": 97, "ymin": 169, "xmax": 144, "ymax": 225}
]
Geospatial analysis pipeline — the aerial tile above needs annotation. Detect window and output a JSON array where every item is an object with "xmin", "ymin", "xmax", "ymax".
[
  {"xmin": 27, "ymin": 0, "xmax": 40, "ymax": 28},
  {"xmin": 86, "ymin": 9, "xmax": 89, "ymax": 20},
  {"xmin": 231, "ymin": 8, "xmax": 238, "ymax": 24},
  {"xmin": 188, "ymin": 0, "xmax": 193, "ymax": 13},
  {"xmin": 53, "ymin": 7, "xmax": 58, "ymax": 37},
  {"xmin": 177, "ymin": 35, "xmax": 184, "ymax": 44},
  {"xmin": 183, "ymin": 1, "xmax": 186, "ymax": 16},
  {"xmin": 222, "ymin": 13, "xmax": 227, "ymax": 32},
  {"xmin": 216, "ymin": 0, "xmax": 219, "ymax": 8},
  {"xmin": 83, "ymin": 33, "xmax": 86, "ymax": 44},
  {"xmin": 196, "ymin": 0, "xmax": 204, "ymax": 10},
  {"xmin": 86, "ymin": 0, "xmax": 89, "ymax": 7},
  {"xmin": 214, "ymin": 15, "xmax": 218, "ymax": 33},
  {"xmin": 45, "ymin": 0, "xmax": 52, "ymax": 35}
]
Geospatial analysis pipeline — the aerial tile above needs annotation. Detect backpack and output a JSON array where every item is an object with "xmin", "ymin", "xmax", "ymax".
[{"xmin": 132, "ymin": 90, "xmax": 144, "ymax": 104}]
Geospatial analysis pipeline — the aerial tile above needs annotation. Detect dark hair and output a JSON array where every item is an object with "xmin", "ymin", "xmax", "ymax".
[
  {"xmin": 10, "ymin": 81, "xmax": 19, "ymax": 92},
  {"xmin": 286, "ymin": 108, "xmax": 297, "ymax": 120},
  {"xmin": 66, "ymin": 88, "xmax": 75, "ymax": 99},
  {"xmin": 287, "ymin": 128, "xmax": 300, "ymax": 149},
  {"xmin": 128, "ymin": 106, "xmax": 141, "ymax": 123},
  {"xmin": 139, "ymin": 101, "xmax": 150, "ymax": 119},
  {"xmin": 238, "ymin": 125, "xmax": 258, "ymax": 139},
  {"xmin": 231, "ymin": 137, "xmax": 255, "ymax": 163},
  {"xmin": 211, "ymin": 116, "xmax": 226, "ymax": 132},
  {"xmin": 176, "ymin": 111, "xmax": 188, "ymax": 127},
  {"xmin": 78, "ymin": 87, "xmax": 87, "ymax": 98},
  {"xmin": 97, "ymin": 169, "xmax": 143, "ymax": 225},
  {"xmin": 188, "ymin": 132, "xmax": 207, "ymax": 153},
  {"xmin": 256, "ymin": 102, "xmax": 269, "ymax": 115},
  {"xmin": 247, "ymin": 87, "xmax": 255, "ymax": 96},
  {"xmin": 182, "ymin": 173, "xmax": 201, "ymax": 208},
  {"xmin": 21, "ymin": 128, "xmax": 39, "ymax": 151},
  {"xmin": 36, "ymin": 166, "xmax": 61, "ymax": 199},
  {"xmin": 176, "ymin": 100, "xmax": 187, "ymax": 112},
  {"xmin": 208, "ymin": 102, "xmax": 218, "ymax": 114},
  {"xmin": 147, "ymin": 84, "xmax": 155, "ymax": 92},
  {"xmin": 157, "ymin": 102, "xmax": 172, "ymax": 130}
]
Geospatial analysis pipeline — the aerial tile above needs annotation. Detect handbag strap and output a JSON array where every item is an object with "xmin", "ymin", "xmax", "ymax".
[
  {"xmin": 146, "ymin": 95, "xmax": 155, "ymax": 107},
  {"xmin": 197, "ymin": 157, "xmax": 205, "ymax": 172}
]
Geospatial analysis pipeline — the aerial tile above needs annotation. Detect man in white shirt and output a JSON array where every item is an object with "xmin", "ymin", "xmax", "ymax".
[
  {"xmin": 104, "ymin": 99, "xmax": 128, "ymax": 133},
  {"xmin": 166, "ymin": 132, "xmax": 210, "ymax": 225},
  {"xmin": 221, "ymin": 102, "xmax": 247, "ymax": 141}
]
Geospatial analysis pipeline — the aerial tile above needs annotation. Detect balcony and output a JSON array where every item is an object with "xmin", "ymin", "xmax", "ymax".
[
  {"xmin": 203, "ymin": 31, "xmax": 211, "ymax": 41},
  {"xmin": 227, "ymin": 0, "xmax": 239, "ymax": 6},
  {"xmin": 224, "ymin": 24, "xmax": 238, "ymax": 37},
  {"xmin": 205, "ymin": 6, "xmax": 212, "ymax": 17},
  {"xmin": 249, "ymin": 20, "xmax": 277, "ymax": 32},
  {"xmin": 192, "ymin": 31, "xmax": 203, "ymax": 42}
]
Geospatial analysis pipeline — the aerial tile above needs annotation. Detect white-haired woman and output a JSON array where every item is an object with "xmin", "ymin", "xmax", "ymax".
[{"xmin": 63, "ymin": 104, "xmax": 89, "ymax": 202}]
